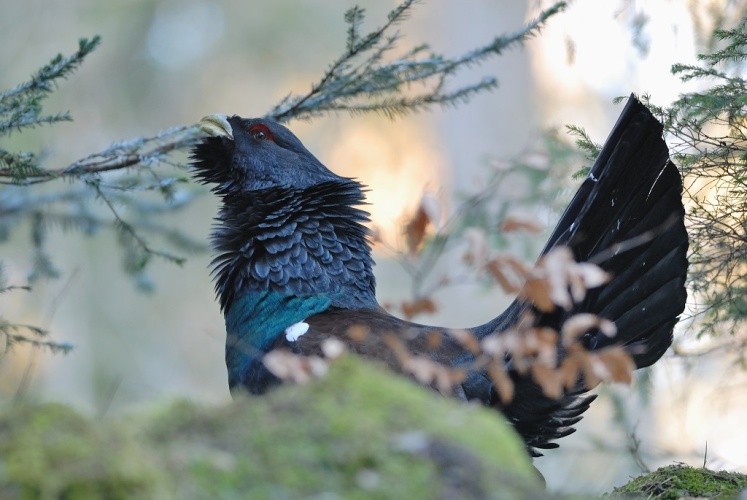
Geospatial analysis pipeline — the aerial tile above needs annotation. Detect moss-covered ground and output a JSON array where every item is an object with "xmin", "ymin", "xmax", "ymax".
[
  {"xmin": 610, "ymin": 463, "xmax": 747, "ymax": 499},
  {"xmin": 3, "ymin": 356, "xmax": 745, "ymax": 498},
  {"xmin": 0, "ymin": 356, "xmax": 542, "ymax": 499}
]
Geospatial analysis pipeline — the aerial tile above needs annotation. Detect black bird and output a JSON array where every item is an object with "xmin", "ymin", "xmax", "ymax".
[{"xmin": 191, "ymin": 95, "xmax": 688, "ymax": 456}]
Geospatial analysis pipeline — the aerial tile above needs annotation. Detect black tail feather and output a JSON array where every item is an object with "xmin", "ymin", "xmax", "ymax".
[{"xmin": 469, "ymin": 95, "xmax": 688, "ymax": 455}]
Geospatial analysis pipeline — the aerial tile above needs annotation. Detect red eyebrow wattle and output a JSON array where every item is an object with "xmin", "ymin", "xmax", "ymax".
[{"xmin": 248, "ymin": 124, "xmax": 274, "ymax": 141}]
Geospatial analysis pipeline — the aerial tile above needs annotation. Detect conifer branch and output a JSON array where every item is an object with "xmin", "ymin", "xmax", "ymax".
[
  {"xmin": 640, "ymin": 24, "xmax": 747, "ymax": 333},
  {"xmin": 268, "ymin": 2, "xmax": 566, "ymax": 122},
  {"xmin": 570, "ymin": 21, "xmax": 747, "ymax": 334},
  {"xmin": 0, "ymin": 275, "xmax": 74, "ymax": 354},
  {"xmin": 0, "ymin": 36, "xmax": 100, "ymax": 183},
  {"xmin": 565, "ymin": 124, "xmax": 601, "ymax": 179}
]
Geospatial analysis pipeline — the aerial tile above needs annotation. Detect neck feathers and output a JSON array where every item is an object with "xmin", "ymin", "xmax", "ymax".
[{"xmin": 210, "ymin": 179, "xmax": 377, "ymax": 313}]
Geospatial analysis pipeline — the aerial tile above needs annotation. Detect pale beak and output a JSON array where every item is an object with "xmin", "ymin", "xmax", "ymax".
[{"xmin": 199, "ymin": 114, "xmax": 233, "ymax": 140}]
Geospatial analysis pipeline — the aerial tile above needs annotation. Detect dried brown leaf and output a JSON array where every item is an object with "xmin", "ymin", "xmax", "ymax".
[
  {"xmin": 489, "ymin": 329, "xmax": 531, "ymax": 374},
  {"xmin": 501, "ymin": 215, "xmax": 544, "ymax": 234},
  {"xmin": 403, "ymin": 356, "xmax": 434, "ymax": 385},
  {"xmin": 531, "ymin": 363, "xmax": 564, "ymax": 399},
  {"xmin": 567, "ymin": 262, "xmax": 609, "ymax": 303},
  {"xmin": 588, "ymin": 355, "xmax": 611, "ymax": 383},
  {"xmin": 401, "ymin": 297, "xmax": 437, "ymax": 319},
  {"xmin": 580, "ymin": 352, "xmax": 601, "ymax": 389},
  {"xmin": 480, "ymin": 332, "xmax": 507, "ymax": 358},
  {"xmin": 262, "ymin": 349, "xmax": 298, "ymax": 380},
  {"xmin": 446, "ymin": 329, "xmax": 480, "ymax": 355},
  {"xmin": 420, "ymin": 192, "xmax": 442, "ymax": 230},
  {"xmin": 486, "ymin": 259, "xmax": 523, "ymax": 293},
  {"xmin": 263, "ymin": 349, "xmax": 329, "ymax": 385},
  {"xmin": 559, "ymin": 354, "xmax": 583, "ymax": 389},
  {"xmin": 577, "ymin": 262, "xmax": 610, "ymax": 289},
  {"xmin": 597, "ymin": 318, "xmax": 617, "ymax": 338},
  {"xmin": 307, "ymin": 357, "xmax": 330, "ymax": 378},
  {"xmin": 515, "ymin": 310, "xmax": 536, "ymax": 330},
  {"xmin": 535, "ymin": 327, "xmax": 559, "ymax": 346},
  {"xmin": 498, "ymin": 253, "xmax": 531, "ymax": 276},
  {"xmin": 405, "ymin": 207, "xmax": 428, "ymax": 255},
  {"xmin": 449, "ymin": 368, "xmax": 468, "ymax": 386},
  {"xmin": 518, "ymin": 247, "xmax": 612, "ymax": 313},
  {"xmin": 533, "ymin": 327, "xmax": 559, "ymax": 366},
  {"xmin": 347, "ymin": 325, "xmax": 371, "ymax": 343},
  {"xmin": 383, "ymin": 333, "xmax": 411, "ymax": 366},
  {"xmin": 487, "ymin": 361, "xmax": 514, "ymax": 404},
  {"xmin": 568, "ymin": 270, "xmax": 587, "ymax": 304},
  {"xmin": 321, "ymin": 338, "xmax": 346, "ymax": 359},
  {"xmin": 426, "ymin": 331, "xmax": 443, "ymax": 351},
  {"xmin": 561, "ymin": 314, "xmax": 616, "ymax": 347},
  {"xmin": 543, "ymin": 246, "xmax": 575, "ymax": 309},
  {"xmin": 405, "ymin": 193, "xmax": 440, "ymax": 254},
  {"xmin": 434, "ymin": 365, "xmax": 460, "ymax": 394},
  {"xmin": 403, "ymin": 356, "xmax": 458, "ymax": 394},
  {"xmin": 521, "ymin": 277, "xmax": 555, "ymax": 312},
  {"xmin": 596, "ymin": 347, "xmax": 635, "ymax": 384}
]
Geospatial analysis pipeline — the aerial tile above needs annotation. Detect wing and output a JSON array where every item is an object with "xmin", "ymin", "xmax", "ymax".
[{"xmin": 301, "ymin": 308, "xmax": 469, "ymax": 376}]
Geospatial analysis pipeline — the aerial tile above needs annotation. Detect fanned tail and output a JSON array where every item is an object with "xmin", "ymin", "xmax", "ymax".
[{"xmin": 468, "ymin": 95, "xmax": 688, "ymax": 455}]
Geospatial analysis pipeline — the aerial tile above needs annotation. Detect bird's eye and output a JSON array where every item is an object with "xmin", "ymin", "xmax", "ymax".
[{"xmin": 248, "ymin": 124, "xmax": 274, "ymax": 142}]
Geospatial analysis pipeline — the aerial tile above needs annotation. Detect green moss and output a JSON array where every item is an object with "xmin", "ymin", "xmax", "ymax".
[
  {"xmin": 0, "ymin": 356, "xmax": 542, "ymax": 499},
  {"xmin": 8, "ymin": 358, "xmax": 744, "ymax": 499},
  {"xmin": 146, "ymin": 356, "xmax": 541, "ymax": 498},
  {"xmin": 611, "ymin": 464, "xmax": 747, "ymax": 499},
  {"xmin": 0, "ymin": 403, "xmax": 162, "ymax": 499}
]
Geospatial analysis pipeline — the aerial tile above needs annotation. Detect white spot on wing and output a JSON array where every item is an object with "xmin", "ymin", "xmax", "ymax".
[{"xmin": 285, "ymin": 321, "xmax": 309, "ymax": 342}]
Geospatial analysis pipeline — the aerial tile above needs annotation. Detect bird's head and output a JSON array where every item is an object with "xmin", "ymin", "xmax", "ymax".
[{"xmin": 191, "ymin": 114, "xmax": 343, "ymax": 195}]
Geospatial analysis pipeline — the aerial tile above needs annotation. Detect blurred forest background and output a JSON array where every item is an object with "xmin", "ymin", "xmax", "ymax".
[{"xmin": 1, "ymin": 0, "xmax": 746, "ymax": 495}]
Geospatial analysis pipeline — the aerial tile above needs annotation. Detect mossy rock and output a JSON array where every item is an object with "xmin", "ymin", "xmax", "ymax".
[
  {"xmin": 0, "ymin": 356, "xmax": 542, "ymax": 499},
  {"xmin": 611, "ymin": 464, "xmax": 747, "ymax": 499},
  {"xmin": 0, "ymin": 402, "xmax": 162, "ymax": 499}
]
